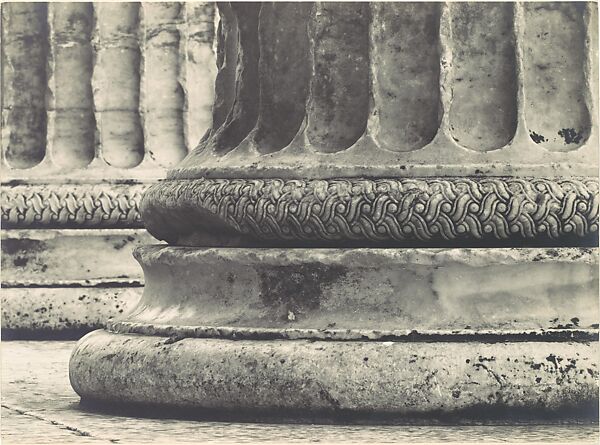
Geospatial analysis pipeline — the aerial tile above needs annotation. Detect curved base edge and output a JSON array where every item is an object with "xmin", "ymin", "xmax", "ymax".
[{"xmin": 69, "ymin": 330, "xmax": 599, "ymax": 421}]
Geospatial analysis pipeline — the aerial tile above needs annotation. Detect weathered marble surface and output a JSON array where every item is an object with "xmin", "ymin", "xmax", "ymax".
[
  {"xmin": 1, "ymin": 230, "xmax": 154, "ymax": 283},
  {"xmin": 69, "ymin": 246, "xmax": 599, "ymax": 414},
  {"xmin": 125, "ymin": 247, "xmax": 599, "ymax": 332},
  {"xmin": 0, "ymin": 2, "xmax": 217, "ymax": 338},
  {"xmin": 138, "ymin": 2, "xmax": 599, "ymax": 247},
  {"xmin": 1, "ymin": 229, "xmax": 151, "ymax": 336},
  {"xmin": 2, "ymin": 2, "xmax": 216, "ymax": 174},
  {"xmin": 68, "ymin": 1, "xmax": 599, "ymax": 418},
  {"xmin": 2, "ymin": 287, "xmax": 141, "ymax": 338},
  {"xmin": 70, "ymin": 330, "xmax": 598, "ymax": 416},
  {"xmin": 5, "ymin": 341, "xmax": 598, "ymax": 443},
  {"xmin": 168, "ymin": 2, "xmax": 598, "ymax": 179}
]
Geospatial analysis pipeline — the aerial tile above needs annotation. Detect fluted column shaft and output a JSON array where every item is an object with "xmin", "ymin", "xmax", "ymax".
[
  {"xmin": 169, "ymin": 1, "xmax": 597, "ymax": 181},
  {"xmin": 1, "ymin": 2, "xmax": 216, "ymax": 178}
]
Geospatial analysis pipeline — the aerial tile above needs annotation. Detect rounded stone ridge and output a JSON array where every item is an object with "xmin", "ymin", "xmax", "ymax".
[
  {"xmin": 70, "ymin": 330, "xmax": 598, "ymax": 417},
  {"xmin": 139, "ymin": 177, "xmax": 599, "ymax": 247}
]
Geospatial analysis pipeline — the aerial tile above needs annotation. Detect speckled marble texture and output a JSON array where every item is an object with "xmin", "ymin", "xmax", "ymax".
[
  {"xmin": 70, "ymin": 330, "xmax": 598, "ymax": 417},
  {"xmin": 5, "ymin": 341, "xmax": 598, "ymax": 443}
]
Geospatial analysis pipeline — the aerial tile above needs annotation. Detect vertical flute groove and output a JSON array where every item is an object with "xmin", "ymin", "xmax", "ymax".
[
  {"xmin": 370, "ymin": 2, "xmax": 440, "ymax": 152},
  {"xmin": 212, "ymin": 2, "xmax": 260, "ymax": 155},
  {"xmin": 47, "ymin": 3, "xmax": 95, "ymax": 168},
  {"xmin": 512, "ymin": 2, "xmax": 526, "ymax": 149},
  {"xmin": 210, "ymin": 4, "xmax": 238, "ymax": 134},
  {"xmin": 583, "ymin": 3, "xmax": 597, "ymax": 146},
  {"xmin": 448, "ymin": 2, "xmax": 518, "ymax": 151},
  {"xmin": 1, "ymin": 3, "xmax": 48, "ymax": 169},
  {"xmin": 93, "ymin": 3, "xmax": 144, "ymax": 168},
  {"xmin": 306, "ymin": 2, "xmax": 370, "ymax": 153},
  {"xmin": 141, "ymin": 2, "xmax": 186, "ymax": 167},
  {"xmin": 182, "ymin": 2, "xmax": 216, "ymax": 152},
  {"xmin": 522, "ymin": 2, "xmax": 590, "ymax": 151},
  {"xmin": 438, "ymin": 2, "xmax": 453, "ymax": 145},
  {"xmin": 254, "ymin": 3, "xmax": 311, "ymax": 154}
]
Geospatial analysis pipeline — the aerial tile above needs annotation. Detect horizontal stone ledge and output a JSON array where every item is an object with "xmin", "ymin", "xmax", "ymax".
[
  {"xmin": 169, "ymin": 160, "xmax": 600, "ymax": 182},
  {"xmin": 1, "ymin": 228, "xmax": 154, "ymax": 285},
  {"xmin": 69, "ymin": 330, "xmax": 599, "ymax": 417},
  {"xmin": 1, "ymin": 287, "xmax": 142, "ymax": 336},
  {"xmin": 109, "ymin": 322, "xmax": 599, "ymax": 343},
  {"xmin": 1, "ymin": 280, "xmax": 143, "ymax": 288}
]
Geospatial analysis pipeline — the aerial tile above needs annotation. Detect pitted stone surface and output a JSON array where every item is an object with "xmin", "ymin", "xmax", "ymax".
[
  {"xmin": 70, "ymin": 330, "xmax": 599, "ymax": 416},
  {"xmin": 4, "ymin": 341, "xmax": 598, "ymax": 442}
]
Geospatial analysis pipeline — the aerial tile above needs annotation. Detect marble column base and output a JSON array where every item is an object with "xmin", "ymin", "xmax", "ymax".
[
  {"xmin": 69, "ymin": 246, "xmax": 599, "ymax": 418},
  {"xmin": 70, "ymin": 330, "xmax": 598, "ymax": 418}
]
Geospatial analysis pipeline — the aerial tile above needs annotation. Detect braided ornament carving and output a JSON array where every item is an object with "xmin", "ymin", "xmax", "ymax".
[
  {"xmin": 142, "ymin": 177, "xmax": 599, "ymax": 243},
  {"xmin": 2, "ymin": 184, "xmax": 145, "ymax": 228}
]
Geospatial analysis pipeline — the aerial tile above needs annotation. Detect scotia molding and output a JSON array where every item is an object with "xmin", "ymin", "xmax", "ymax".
[{"xmin": 141, "ymin": 177, "xmax": 600, "ymax": 246}]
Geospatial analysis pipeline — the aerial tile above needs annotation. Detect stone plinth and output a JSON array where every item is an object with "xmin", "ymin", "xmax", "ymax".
[{"xmin": 70, "ymin": 2, "xmax": 599, "ymax": 419}]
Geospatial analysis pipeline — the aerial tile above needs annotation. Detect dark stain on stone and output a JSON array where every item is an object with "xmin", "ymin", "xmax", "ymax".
[
  {"xmin": 563, "ymin": 359, "xmax": 578, "ymax": 374},
  {"xmin": 535, "ymin": 377, "xmax": 542, "ymax": 383},
  {"xmin": 546, "ymin": 354, "xmax": 559, "ymax": 369},
  {"xmin": 258, "ymin": 263, "xmax": 347, "ymax": 319},
  {"xmin": 13, "ymin": 257, "xmax": 28, "ymax": 267},
  {"xmin": 2, "ymin": 238, "xmax": 46, "ymax": 255},
  {"xmin": 113, "ymin": 239, "xmax": 129, "ymax": 250},
  {"xmin": 570, "ymin": 317, "xmax": 580, "ymax": 327},
  {"xmin": 529, "ymin": 131, "xmax": 546, "ymax": 144},
  {"xmin": 530, "ymin": 363, "xmax": 542, "ymax": 370},
  {"xmin": 452, "ymin": 389, "xmax": 461, "ymax": 398},
  {"xmin": 558, "ymin": 128, "xmax": 583, "ymax": 145}
]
